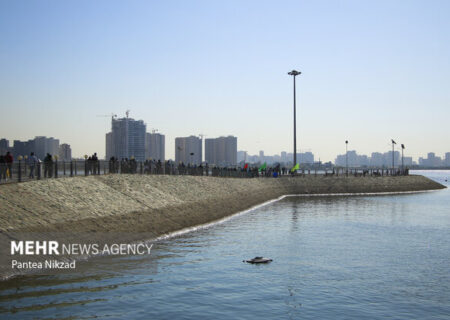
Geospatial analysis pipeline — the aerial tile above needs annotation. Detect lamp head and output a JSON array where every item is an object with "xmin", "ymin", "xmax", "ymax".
[{"xmin": 288, "ymin": 70, "xmax": 301, "ymax": 76}]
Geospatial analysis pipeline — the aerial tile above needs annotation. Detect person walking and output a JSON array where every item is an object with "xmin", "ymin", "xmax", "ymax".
[{"xmin": 28, "ymin": 152, "xmax": 39, "ymax": 179}]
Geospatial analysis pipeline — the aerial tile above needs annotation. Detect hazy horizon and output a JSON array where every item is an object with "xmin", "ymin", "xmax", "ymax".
[{"xmin": 1, "ymin": 0, "xmax": 449, "ymax": 162}]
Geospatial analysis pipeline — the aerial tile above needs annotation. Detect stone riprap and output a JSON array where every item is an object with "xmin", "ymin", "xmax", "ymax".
[
  {"xmin": 0, "ymin": 174, "xmax": 445, "ymax": 279},
  {"xmin": 0, "ymin": 174, "xmax": 445, "ymax": 233}
]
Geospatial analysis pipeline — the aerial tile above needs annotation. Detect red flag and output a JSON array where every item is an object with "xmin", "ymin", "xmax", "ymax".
[{"xmin": 244, "ymin": 163, "xmax": 248, "ymax": 169}]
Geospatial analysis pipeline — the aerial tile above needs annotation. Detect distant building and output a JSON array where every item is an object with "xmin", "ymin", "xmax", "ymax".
[
  {"xmin": 445, "ymin": 152, "xmax": 450, "ymax": 166},
  {"xmin": 0, "ymin": 139, "xmax": 9, "ymax": 155},
  {"xmin": 106, "ymin": 116, "xmax": 146, "ymax": 161},
  {"xmin": 145, "ymin": 132, "xmax": 165, "ymax": 161},
  {"xmin": 59, "ymin": 143, "xmax": 72, "ymax": 161},
  {"xmin": 383, "ymin": 151, "xmax": 401, "ymax": 167},
  {"xmin": 11, "ymin": 136, "xmax": 59, "ymax": 160},
  {"xmin": 106, "ymin": 132, "xmax": 114, "ymax": 159},
  {"xmin": 335, "ymin": 150, "xmax": 358, "ymax": 167},
  {"xmin": 280, "ymin": 151, "xmax": 288, "ymax": 163},
  {"xmin": 335, "ymin": 150, "xmax": 398, "ymax": 167},
  {"xmin": 205, "ymin": 136, "xmax": 237, "ymax": 166},
  {"xmin": 237, "ymin": 150, "xmax": 247, "ymax": 163},
  {"xmin": 370, "ymin": 152, "xmax": 384, "ymax": 167},
  {"xmin": 402, "ymin": 156, "xmax": 413, "ymax": 167},
  {"xmin": 12, "ymin": 140, "xmax": 33, "ymax": 159},
  {"xmin": 247, "ymin": 154, "xmax": 259, "ymax": 163},
  {"xmin": 419, "ymin": 152, "xmax": 443, "ymax": 167},
  {"xmin": 297, "ymin": 152, "xmax": 314, "ymax": 164},
  {"xmin": 259, "ymin": 150, "xmax": 265, "ymax": 163},
  {"xmin": 175, "ymin": 136, "xmax": 202, "ymax": 165}
]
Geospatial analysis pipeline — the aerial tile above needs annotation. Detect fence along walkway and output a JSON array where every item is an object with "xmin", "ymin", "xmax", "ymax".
[{"xmin": 0, "ymin": 159, "xmax": 409, "ymax": 185}]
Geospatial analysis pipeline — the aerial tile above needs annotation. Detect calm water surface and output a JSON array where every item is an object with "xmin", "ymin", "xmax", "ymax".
[{"xmin": 0, "ymin": 170, "xmax": 449, "ymax": 319}]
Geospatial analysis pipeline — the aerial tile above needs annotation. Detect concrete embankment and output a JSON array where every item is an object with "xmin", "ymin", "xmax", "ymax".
[{"xmin": 0, "ymin": 174, "xmax": 445, "ymax": 279}]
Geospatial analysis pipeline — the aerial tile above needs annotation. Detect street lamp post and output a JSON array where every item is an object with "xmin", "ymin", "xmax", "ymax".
[
  {"xmin": 345, "ymin": 140, "xmax": 348, "ymax": 176},
  {"xmin": 18, "ymin": 155, "xmax": 23, "ymax": 182},
  {"xmin": 84, "ymin": 154, "xmax": 88, "ymax": 176},
  {"xmin": 288, "ymin": 70, "xmax": 301, "ymax": 170},
  {"xmin": 391, "ymin": 139, "xmax": 397, "ymax": 174}
]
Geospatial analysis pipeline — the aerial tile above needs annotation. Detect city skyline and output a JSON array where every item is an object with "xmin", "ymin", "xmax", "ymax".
[
  {"xmin": 2, "ymin": 134, "xmax": 449, "ymax": 168},
  {"xmin": 1, "ymin": 1, "xmax": 449, "ymax": 162}
]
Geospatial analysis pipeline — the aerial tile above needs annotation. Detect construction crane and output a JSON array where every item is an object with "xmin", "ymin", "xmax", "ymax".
[
  {"xmin": 96, "ymin": 113, "xmax": 117, "ymax": 132},
  {"xmin": 96, "ymin": 113, "xmax": 117, "ymax": 120}
]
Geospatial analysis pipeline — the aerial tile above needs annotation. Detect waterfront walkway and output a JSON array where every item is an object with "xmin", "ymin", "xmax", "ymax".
[{"xmin": 0, "ymin": 159, "xmax": 408, "ymax": 185}]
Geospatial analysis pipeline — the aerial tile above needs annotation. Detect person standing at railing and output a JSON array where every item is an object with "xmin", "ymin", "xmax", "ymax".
[
  {"xmin": 109, "ymin": 156, "xmax": 115, "ymax": 173},
  {"xmin": 156, "ymin": 160, "xmax": 162, "ymax": 174},
  {"xmin": 44, "ymin": 153, "xmax": 53, "ymax": 178},
  {"xmin": 0, "ymin": 154, "xmax": 6, "ymax": 182},
  {"xmin": 5, "ymin": 152, "xmax": 13, "ymax": 179},
  {"xmin": 91, "ymin": 153, "xmax": 99, "ymax": 175},
  {"xmin": 28, "ymin": 152, "xmax": 39, "ymax": 179}
]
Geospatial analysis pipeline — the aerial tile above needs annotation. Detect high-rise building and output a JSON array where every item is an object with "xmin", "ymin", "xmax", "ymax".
[
  {"xmin": 259, "ymin": 150, "xmax": 265, "ymax": 163},
  {"xmin": 383, "ymin": 151, "xmax": 400, "ymax": 167},
  {"xmin": 205, "ymin": 136, "xmax": 237, "ymax": 166},
  {"xmin": 12, "ymin": 136, "xmax": 59, "ymax": 160},
  {"xmin": 0, "ymin": 139, "xmax": 9, "ymax": 155},
  {"xmin": 145, "ymin": 132, "xmax": 165, "ymax": 161},
  {"xmin": 106, "ymin": 116, "xmax": 146, "ymax": 161},
  {"xmin": 105, "ymin": 132, "xmax": 114, "ymax": 160},
  {"xmin": 445, "ymin": 152, "xmax": 450, "ymax": 166},
  {"xmin": 370, "ymin": 152, "xmax": 384, "ymax": 167},
  {"xmin": 59, "ymin": 144, "xmax": 72, "ymax": 161},
  {"xmin": 175, "ymin": 136, "xmax": 202, "ymax": 165},
  {"xmin": 402, "ymin": 157, "xmax": 413, "ymax": 167},
  {"xmin": 237, "ymin": 151, "xmax": 247, "ymax": 163},
  {"xmin": 297, "ymin": 151, "xmax": 314, "ymax": 164},
  {"xmin": 34, "ymin": 136, "xmax": 59, "ymax": 160},
  {"xmin": 419, "ymin": 152, "xmax": 443, "ymax": 167},
  {"xmin": 12, "ymin": 140, "xmax": 33, "ymax": 158}
]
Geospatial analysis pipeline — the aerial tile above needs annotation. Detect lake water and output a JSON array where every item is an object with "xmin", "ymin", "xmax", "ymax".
[{"xmin": 0, "ymin": 170, "xmax": 449, "ymax": 319}]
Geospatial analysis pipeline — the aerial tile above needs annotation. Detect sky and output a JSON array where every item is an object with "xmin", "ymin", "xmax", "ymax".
[{"xmin": 0, "ymin": 0, "xmax": 449, "ymax": 162}]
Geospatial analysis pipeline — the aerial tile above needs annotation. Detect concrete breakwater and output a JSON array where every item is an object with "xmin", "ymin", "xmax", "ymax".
[{"xmin": 0, "ymin": 174, "xmax": 445, "ymax": 279}]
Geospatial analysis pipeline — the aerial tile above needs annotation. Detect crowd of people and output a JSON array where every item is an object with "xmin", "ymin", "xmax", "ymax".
[
  {"xmin": 0, "ymin": 150, "xmax": 408, "ymax": 184},
  {"xmin": 0, "ymin": 151, "xmax": 56, "ymax": 182}
]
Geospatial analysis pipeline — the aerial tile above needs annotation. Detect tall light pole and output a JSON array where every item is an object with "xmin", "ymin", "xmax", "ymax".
[
  {"xmin": 401, "ymin": 144, "xmax": 405, "ymax": 173},
  {"xmin": 199, "ymin": 134, "xmax": 206, "ymax": 163},
  {"xmin": 288, "ymin": 70, "xmax": 301, "ymax": 168},
  {"xmin": 345, "ymin": 140, "xmax": 348, "ymax": 176},
  {"xmin": 391, "ymin": 139, "xmax": 397, "ymax": 173}
]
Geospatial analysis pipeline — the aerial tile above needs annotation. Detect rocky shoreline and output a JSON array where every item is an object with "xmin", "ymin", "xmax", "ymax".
[{"xmin": 0, "ymin": 174, "xmax": 445, "ymax": 279}]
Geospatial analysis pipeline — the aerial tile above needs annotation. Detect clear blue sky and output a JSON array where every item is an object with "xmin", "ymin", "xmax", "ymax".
[{"xmin": 1, "ymin": 0, "xmax": 449, "ymax": 161}]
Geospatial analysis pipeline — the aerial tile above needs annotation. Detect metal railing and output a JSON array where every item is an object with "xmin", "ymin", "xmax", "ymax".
[{"xmin": 0, "ymin": 160, "xmax": 409, "ymax": 185}]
